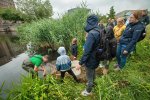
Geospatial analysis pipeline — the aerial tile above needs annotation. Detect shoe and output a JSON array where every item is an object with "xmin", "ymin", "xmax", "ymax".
[
  {"xmin": 81, "ymin": 90, "xmax": 91, "ymax": 96},
  {"xmin": 114, "ymin": 67, "xmax": 121, "ymax": 71},
  {"xmin": 114, "ymin": 64, "xmax": 119, "ymax": 68}
]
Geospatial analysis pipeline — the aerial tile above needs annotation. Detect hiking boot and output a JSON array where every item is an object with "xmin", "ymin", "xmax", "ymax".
[{"xmin": 81, "ymin": 90, "xmax": 92, "ymax": 96}]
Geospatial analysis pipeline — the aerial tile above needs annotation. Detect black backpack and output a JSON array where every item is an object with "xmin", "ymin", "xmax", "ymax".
[
  {"xmin": 137, "ymin": 26, "xmax": 146, "ymax": 42},
  {"xmin": 94, "ymin": 26, "xmax": 117, "ymax": 61}
]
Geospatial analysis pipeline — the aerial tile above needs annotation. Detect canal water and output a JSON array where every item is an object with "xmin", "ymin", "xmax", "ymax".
[{"xmin": 0, "ymin": 53, "xmax": 52, "ymax": 99}]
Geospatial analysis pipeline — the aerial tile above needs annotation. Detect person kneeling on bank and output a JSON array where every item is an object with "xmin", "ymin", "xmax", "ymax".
[{"xmin": 22, "ymin": 55, "xmax": 49, "ymax": 78}]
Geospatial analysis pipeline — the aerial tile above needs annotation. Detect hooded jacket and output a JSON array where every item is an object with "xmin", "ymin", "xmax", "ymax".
[
  {"xmin": 79, "ymin": 15, "xmax": 100, "ymax": 69},
  {"xmin": 56, "ymin": 47, "xmax": 71, "ymax": 71},
  {"xmin": 120, "ymin": 21, "xmax": 145, "ymax": 52}
]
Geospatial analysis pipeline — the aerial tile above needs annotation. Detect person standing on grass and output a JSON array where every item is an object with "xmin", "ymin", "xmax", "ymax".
[
  {"xmin": 76, "ymin": 15, "xmax": 100, "ymax": 96},
  {"xmin": 113, "ymin": 17, "xmax": 126, "ymax": 43},
  {"xmin": 71, "ymin": 38, "xmax": 78, "ymax": 60},
  {"xmin": 99, "ymin": 20, "xmax": 117, "ymax": 75},
  {"xmin": 140, "ymin": 10, "xmax": 149, "ymax": 26},
  {"xmin": 113, "ymin": 17, "xmax": 126, "ymax": 68},
  {"xmin": 56, "ymin": 47, "xmax": 79, "ymax": 83},
  {"xmin": 99, "ymin": 21, "xmax": 105, "ymax": 30},
  {"xmin": 115, "ymin": 11, "xmax": 145, "ymax": 71},
  {"xmin": 22, "ymin": 55, "xmax": 48, "ymax": 78},
  {"xmin": 112, "ymin": 18, "xmax": 117, "ymax": 26}
]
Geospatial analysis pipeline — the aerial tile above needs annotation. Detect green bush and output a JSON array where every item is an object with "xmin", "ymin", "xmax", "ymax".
[
  {"xmin": 0, "ymin": 7, "xmax": 23, "ymax": 21},
  {"xmin": 17, "ymin": 5, "xmax": 89, "ymax": 53},
  {"xmin": 6, "ymin": 25, "xmax": 150, "ymax": 99}
]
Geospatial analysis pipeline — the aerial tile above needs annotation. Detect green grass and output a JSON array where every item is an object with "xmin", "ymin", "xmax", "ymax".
[{"xmin": 3, "ymin": 25, "xmax": 150, "ymax": 100}]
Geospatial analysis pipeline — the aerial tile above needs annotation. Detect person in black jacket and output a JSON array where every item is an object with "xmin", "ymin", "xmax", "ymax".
[
  {"xmin": 71, "ymin": 38, "xmax": 78, "ymax": 60},
  {"xmin": 140, "ymin": 10, "xmax": 149, "ymax": 26},
  {"xmin": 115, "ymin": 11, "xmax": 145, "ymax": 71},
  {"xmin": 76, "ymin": 15, "xmax": 100, "ymax": 96},
  {"xmin": 100, "ymin": 22, "xmax": 116, "ymax": 75}
]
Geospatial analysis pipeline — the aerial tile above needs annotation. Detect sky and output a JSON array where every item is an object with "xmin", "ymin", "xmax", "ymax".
[{"xmin": 50, "ymin": 0, "xmax": 150, "ymax": 18}]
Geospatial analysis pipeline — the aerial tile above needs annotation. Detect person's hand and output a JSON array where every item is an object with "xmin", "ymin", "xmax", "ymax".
[
  {"xmin": 34, "ymin": 66, "xmax": 38, "ymax": 72},
  {"xmin": 76, "ymin": 64, "xmax": 81, "ymax": 70},
  {"xmin": 43, "ymin": 71, "xmax": 47, "ymax": 77},
  {"xmin": 73, "ymin": 57, "xmax": 77, "ymax": 60},
  {"xmin": 123, "ymin": 50, "xmax": 128, "ymax": 55},
  {"xmin": 42, "ymin": 67, "xmax": 47, "ymax": 77}
]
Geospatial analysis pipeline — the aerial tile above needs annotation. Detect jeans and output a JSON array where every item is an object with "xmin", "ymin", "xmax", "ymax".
[
  {"xmin": 116, "ymin": 44, "xmax": 128, "ymax": 69},
  {"xmin": 86, "ymin": 67, "xmax": 96, "ymax": 93}
]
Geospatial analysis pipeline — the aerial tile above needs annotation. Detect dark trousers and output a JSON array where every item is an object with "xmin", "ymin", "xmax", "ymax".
[
  {"xmin": 22, "ymin": 61, "xmax": 38, "ymax": 78},
  {"xmin": 60, "ymin": 69, "xmax": 78, "ymax": 82},
  {"xmin": 86, "ymin": 67, "xmax": 96, "ymax": 93}
]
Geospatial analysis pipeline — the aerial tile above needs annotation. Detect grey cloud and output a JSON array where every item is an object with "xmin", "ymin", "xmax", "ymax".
[{"xmin": 50, "ymin": 0, "xmax": 150, "ymax": 18}]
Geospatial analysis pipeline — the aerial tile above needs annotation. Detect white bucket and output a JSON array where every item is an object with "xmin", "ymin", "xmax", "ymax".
[{"xmin": 71, "ymin": 60, "xmax": 81, "ymax": 76}]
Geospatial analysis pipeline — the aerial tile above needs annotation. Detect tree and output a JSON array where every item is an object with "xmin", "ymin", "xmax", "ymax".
[
  {"xmin": 0, "ymin": 7, "xmax": 23, "ymax": 21},
  {"xmin": 15, "ymin": 0, "xmax": 53, "ymax": 21},
  {"xmin": 108, "ymin": 6, "xmax": 115, "ymax": 19}
]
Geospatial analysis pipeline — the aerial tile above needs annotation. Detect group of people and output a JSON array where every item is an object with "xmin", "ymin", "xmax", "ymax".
[
  {"xmin": 22, "ymin": 10, "xmax": 149, "ymax": 96},
  {"xmin": 76, "ymin": 10, "xmax": 149, "ymax": 96}
]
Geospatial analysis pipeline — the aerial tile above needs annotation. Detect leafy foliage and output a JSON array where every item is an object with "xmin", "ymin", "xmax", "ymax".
[
  {"xmin": 7, "ymin": 25, "xmax": 150, "ymax": 100},
  {"xmin": 0, "ymin": 7, "xmax": 23, "ymax": 21},
  {"xmin": 17, "ymin": 5, "xmax": 89, "ymax": 53},
  {"xmin": 108, "ymin": 6, "xmax": 116, "ymax": 19},
  {"xmin": 15, "ymin": 0, "xmax": 53, "ymax": 21}
]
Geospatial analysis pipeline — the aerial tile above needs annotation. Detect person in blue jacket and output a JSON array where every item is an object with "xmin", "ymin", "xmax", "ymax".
[
  {"xmin": 76, "ymin": 15, "xmax": 100, "ymax": 96},
  {"xmin": 56, "ymin": 47, "xmax": 79, "ymax": 82},
  {"xmin": 115, "ymin": 11, "xmax": 145, "ymax": 71}
]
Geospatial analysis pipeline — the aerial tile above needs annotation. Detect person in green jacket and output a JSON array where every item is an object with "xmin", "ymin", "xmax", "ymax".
[{"xmin": 22, "ymin": 55, "xmax": 49, "ymax": 78}]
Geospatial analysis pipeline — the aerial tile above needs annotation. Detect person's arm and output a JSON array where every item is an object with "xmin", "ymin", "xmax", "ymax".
[
  {"xmin": 79, "ymin": 33, "xmax": 95, "ymax": 66},
  {"xmin": 125, "ymin": 26, "xmax": 144, "ymax": 52},
  {"xmin": 41, "ymin": 66, "xmax": 47, "ymax": 76},
  {"xmin": 72, "ymin": 45, "xmax": 77, "ymax": 58},
  {"xmin": 67, "ymin": 56, "xmax": 72, "ymax": 67},
  {"xmin": 34, "ymin": 66, "xmax": 39, "ymax": 72},
  {"xmin": 56, "ymin": 59, "xmax": 61, "ymax": 71},
  {"xmin": 146, "ymin": 16, "xmax": 150, "ymax": 26},
  {"xmin": 71, "ymin": 45, "xmax": 74, "ymax": 56},
  {"xmin": 74, "ymin": 45, "xmax": 78, "ymax": 57}
]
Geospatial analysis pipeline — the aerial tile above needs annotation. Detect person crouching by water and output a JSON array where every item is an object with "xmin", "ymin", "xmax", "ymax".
[
  {"xmin": 22, "ymin": 55, "xmax": 49, "ymax": 78},
  {"xmin": 56, "ymin": 47, "xmax": 79, "ymax": 83}
]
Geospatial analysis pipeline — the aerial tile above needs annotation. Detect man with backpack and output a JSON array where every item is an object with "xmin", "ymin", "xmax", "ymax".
[
  {"xmin": 115, "ymin": 11, "xmax": 146, "ymax": 70},
  {"xmin": 76, "ymin": 15, "xmax": 100, "ymax": 96},
  {"xmin": 22, "ymin": 55, "xmax": 49, "ymax": 78},
  {"xmin": 99, "ymin": 20, "xmax": 117, "ymax": 75}
]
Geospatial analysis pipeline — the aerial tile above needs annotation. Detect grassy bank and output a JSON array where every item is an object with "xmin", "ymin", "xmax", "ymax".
[{"xmin": 2, "ymin": 25, "xmax": 150, "ymax": 100}]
